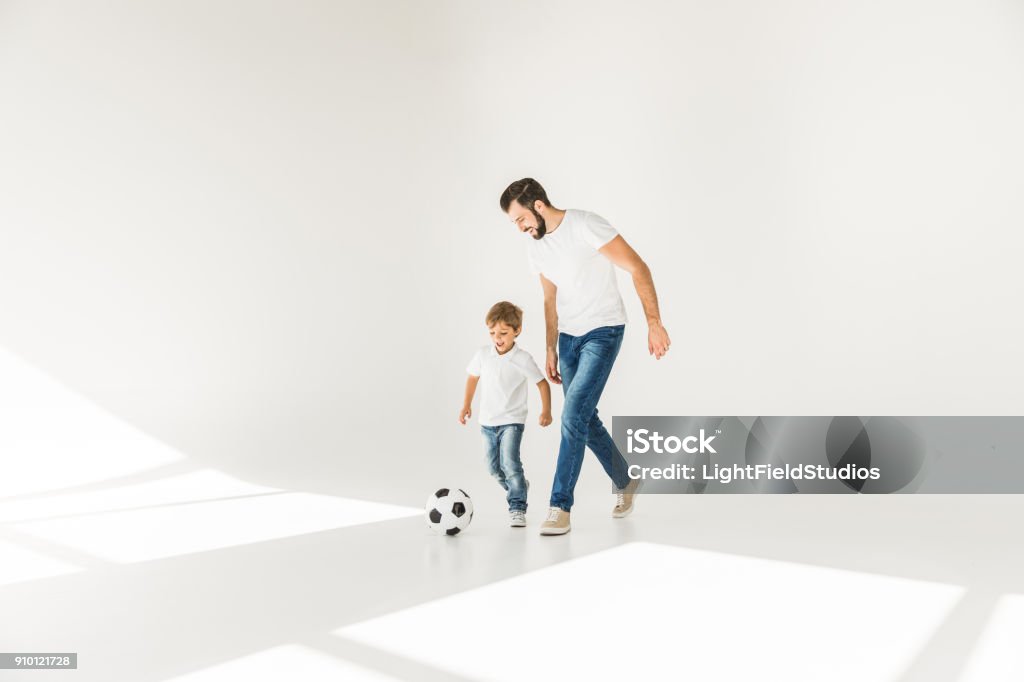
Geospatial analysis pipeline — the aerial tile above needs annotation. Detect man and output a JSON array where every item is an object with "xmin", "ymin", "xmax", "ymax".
[{"xmin": 499, "ymin": 178, "xmax": 671, "ymax": 535}]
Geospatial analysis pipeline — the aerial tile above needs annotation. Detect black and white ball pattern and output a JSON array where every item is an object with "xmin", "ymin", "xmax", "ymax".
[{"xmin": 426, "ymin": 488, "xmax": 473, "ymax": 535}]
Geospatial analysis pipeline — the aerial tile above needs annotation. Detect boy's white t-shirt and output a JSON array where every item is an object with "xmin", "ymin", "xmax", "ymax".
[
  {"xmin": 466, "ymin": 343, "xmax": 545, "ymax": 426},
  {"xmin": 527, "ymin": 209, "xmax": 627, "ymax": 336}
]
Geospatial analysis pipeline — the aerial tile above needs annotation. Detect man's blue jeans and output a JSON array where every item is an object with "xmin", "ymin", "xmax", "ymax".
[
  {"xmin": 550, "ymin": 324, "xmax": 631, "ymax": 511},
  {"xmin": 481, "ymin": 423, "xmax": 528, "ymax": 511}
]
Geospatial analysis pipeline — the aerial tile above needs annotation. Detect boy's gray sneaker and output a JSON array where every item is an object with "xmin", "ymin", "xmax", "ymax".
[
  {"xmin": 510, "ymin": 510, "xmax": 526, "ymax": 527},
  {"xmin": 539, "ymin": 507, "xmax": 571, "ymax": 535}
]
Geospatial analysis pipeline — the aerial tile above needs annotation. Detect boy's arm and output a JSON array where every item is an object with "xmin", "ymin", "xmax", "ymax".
[
  {"xmin": 540, "ymin": 274, "xmax": 561, "ymax": 383},
  {"xmin": 537, "ymin": 379, "xmax": 552, "ymax": 427},
  {"xmin": 459, "ymin": 375, "xmax": 479, "ymax": 425}
]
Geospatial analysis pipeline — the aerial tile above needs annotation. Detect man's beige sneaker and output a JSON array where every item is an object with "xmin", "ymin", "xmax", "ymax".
[
  {"xmin": 539, "ymin": 507, "xmax": 571, "ymax": 535},
  {"xmin": 613, "ymin": 478, "xmax": 640, "ymax": 518}
]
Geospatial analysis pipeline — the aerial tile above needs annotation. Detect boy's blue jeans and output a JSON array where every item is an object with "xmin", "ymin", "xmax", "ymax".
[
  {"xmin": 481, "ymin": 423, "xmax": 528, "ymax": 511},
  {"xmin": 551, "ymin": 324, "xmax": 631, "ymax": 511}
]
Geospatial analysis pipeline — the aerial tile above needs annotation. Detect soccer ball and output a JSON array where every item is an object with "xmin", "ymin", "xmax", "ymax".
[{"xmin": 426, "ymin": 488, "xmax": 473, "ymax": 535}]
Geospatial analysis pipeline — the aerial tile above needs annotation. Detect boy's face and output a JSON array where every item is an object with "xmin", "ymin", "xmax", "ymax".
[{"xmin": 488, "ymin": 321, "xmax": 520, "ymax": 354}]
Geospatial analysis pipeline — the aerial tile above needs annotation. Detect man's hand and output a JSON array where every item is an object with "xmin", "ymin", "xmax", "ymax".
[
  {"xmin": 599, "ymin": 236, "xmax": 669, "ymax": 360},
  {"xmin": 648, "ymin": 322, "xmax": 671, "ymax": 359},
  {"xmin": 546, "ymin": 349, "xmax": 562, "ymax": 384},
  {"xmin": 458, "ymin": 406, "xmax": 472, "ymax": 424},
  {"xmin": 539, "ymin": 411, "xmax": 553, "ymax": 427}
]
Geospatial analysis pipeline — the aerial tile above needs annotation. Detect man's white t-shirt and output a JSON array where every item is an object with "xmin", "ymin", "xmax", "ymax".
[
  {"xmin": 527, "ymin": 209, "xmax": 627, "ymax": 337},
  {"xmin": 466, "ymin": 343, "xmax": 545, "ymax": 426}
]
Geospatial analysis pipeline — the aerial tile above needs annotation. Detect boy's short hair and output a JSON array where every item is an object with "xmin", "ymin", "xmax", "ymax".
[{"xmin": 486, "ymin": 301, "xmax": 523, "ymax": 330}]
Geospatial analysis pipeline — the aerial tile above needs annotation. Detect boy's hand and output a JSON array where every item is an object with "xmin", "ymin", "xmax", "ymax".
[
  {"xmin": 458, "ymin": 406, "xmax": 471, "ymax": 425},
  {"xmin": 539, "ymin": 411, "xmax": 553, "ymax": 427}
]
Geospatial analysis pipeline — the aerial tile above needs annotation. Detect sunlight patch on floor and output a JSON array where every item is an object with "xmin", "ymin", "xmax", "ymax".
[
  {"xmin": 11, "ymin": 493, "xmax": 421, "ymax": 562},
  {"xmin": 336, "ymin": 541, "xmax": 964, "ymax": 682},
  {"xmin": 0, "ymin": 539, "xmax": 81, "ymax": 587},
  {"xmin": 959, "ymin": 593, "xmax": 1024, "ymax": 682},
  {"xmin": 0, "ymin": 469, "xmax": 278, "ymax": 523},
  {"xmin": 164, "ymin": 644, "xmax": 402, "ymax": 681}
]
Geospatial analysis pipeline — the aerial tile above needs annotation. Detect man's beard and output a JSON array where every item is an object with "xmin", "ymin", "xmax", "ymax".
[{"xmin": 530, "ymin": 208, "xmax": 547, "ymax": 240}]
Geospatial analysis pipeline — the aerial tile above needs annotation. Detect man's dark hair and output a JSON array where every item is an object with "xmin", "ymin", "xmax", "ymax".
[{"xmin": 499, "ymin": 178, "xmax": 551, "ymax": 213}]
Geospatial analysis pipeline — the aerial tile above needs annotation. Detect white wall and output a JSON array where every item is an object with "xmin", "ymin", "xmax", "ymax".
[{"xmin": 1, "ymin": 0, "xmax": 1022, "ymax": 507}]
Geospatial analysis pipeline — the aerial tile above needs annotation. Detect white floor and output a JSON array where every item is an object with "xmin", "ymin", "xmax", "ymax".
[
  {"xmin": 3, "ymin": 486, "xmax": 1024, "ymax": 682},
  {"xmin": 2, "ymin": 348, "xmax": 1024, "ymax": 681}
]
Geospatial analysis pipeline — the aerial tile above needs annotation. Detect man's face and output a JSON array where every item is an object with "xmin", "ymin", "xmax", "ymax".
[{"xmin": 507, "ymin": 200, "xmax": 546, "ymax": 240}]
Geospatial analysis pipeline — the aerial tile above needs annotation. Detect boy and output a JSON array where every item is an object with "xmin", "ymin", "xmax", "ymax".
[{"xmin": 459, "ymin": 301, "xmax": 552, "ymax": 527}]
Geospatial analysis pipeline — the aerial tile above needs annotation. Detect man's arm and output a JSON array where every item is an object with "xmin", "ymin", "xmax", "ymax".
[
  {"xmin": 599, "ymin": 235, "xmax": 671, "ymax": 359},
  {"xmin": 539, "ymin": 274, "xmax": 562, "ymax": 383}
]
